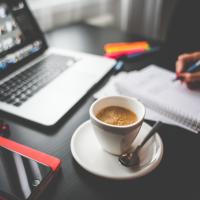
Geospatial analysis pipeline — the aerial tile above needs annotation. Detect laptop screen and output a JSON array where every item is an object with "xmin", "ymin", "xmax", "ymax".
[{"xmin": 0, "ymin": 0, "xmax": 47, "ymax": 80}]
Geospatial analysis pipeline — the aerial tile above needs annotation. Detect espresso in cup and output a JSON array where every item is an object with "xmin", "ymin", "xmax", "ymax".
[
  {"xmin": 96, "ymin": 106, "xmax": 137, "ymax": 126},
  {"xmin": 90, "ymin": 96, "xmax": 145, "ymax": 155}
]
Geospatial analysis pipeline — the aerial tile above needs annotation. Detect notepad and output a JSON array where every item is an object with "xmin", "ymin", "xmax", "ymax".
[{"xmin": 94, "ymin": 65, "xmax": 200, "ymax": 133}]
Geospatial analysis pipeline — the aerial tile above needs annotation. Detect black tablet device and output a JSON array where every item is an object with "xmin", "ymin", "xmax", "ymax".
[{"xmin": 0, "ymin": 137, "xmax": 61, "ymax": 200}]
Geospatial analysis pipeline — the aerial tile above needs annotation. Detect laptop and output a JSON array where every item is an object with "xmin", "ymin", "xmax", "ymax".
[{"xmin": 0, "ymin": 0, "xmax": 116, "ymax": 126}]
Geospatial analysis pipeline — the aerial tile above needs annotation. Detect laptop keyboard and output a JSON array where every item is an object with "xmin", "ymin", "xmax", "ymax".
[{"xmin": 0, "ymin": 54, "xmax": 77, "ymax": 107}]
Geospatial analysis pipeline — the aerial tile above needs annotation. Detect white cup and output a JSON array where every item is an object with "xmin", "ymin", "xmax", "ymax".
[{"xmin": 89, "ymin": 96, "xmax": 145, "ymax": 155}]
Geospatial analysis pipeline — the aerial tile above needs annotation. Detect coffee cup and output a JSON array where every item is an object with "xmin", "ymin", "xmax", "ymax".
[{"xmin": 89, "ymin": 96, "xmax": 145, "ymax": 155}]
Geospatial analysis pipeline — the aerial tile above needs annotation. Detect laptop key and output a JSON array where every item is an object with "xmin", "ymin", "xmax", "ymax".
[
  {"xmin": 25, "ymin": 89, "xmax": 32, "ymax": 97},
  {"xmin": 18, "ymin": 94, "xmax": 28, "ymax": 101},
  {"xmin": 13, "ymin": 100, "xmax": 22, "ymax": 106}
]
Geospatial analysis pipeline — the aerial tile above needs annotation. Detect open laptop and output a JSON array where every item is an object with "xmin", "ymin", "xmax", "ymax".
[{"xmin": 0, "ymin": 0, "xmax": 116, "ymax": 126}]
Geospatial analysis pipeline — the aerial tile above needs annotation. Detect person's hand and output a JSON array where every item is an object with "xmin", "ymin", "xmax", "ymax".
[{"xmin": 176, "ymin": 52, "xmax": 200, "ymax": 88}]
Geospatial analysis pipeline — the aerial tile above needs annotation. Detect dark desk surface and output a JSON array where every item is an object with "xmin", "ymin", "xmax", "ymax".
[{"xmin": 1, "ymin": 23, "xmax": 200, "ymax": 200}]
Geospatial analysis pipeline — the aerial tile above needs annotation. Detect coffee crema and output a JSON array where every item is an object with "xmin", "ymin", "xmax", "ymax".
[{"xmin": 96, "ymin": 106, "xmax": 137, "ymax": 126}]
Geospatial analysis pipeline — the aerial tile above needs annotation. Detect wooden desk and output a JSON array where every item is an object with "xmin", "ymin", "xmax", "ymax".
[{"xmin": 1, "ymin": 23, "xmax": 200, "ymax": 200}]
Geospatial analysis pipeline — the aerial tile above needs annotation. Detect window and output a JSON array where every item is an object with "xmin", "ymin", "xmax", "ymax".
[{"xmin": 26, "ymin": 0, "xmax": 117, "ymax": 32}]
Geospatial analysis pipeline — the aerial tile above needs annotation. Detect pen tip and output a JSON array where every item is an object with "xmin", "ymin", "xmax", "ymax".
[
  {"xmin": 172, "ymin": 76, "xmax": 184, "ymax": 82},
  {"xmin": 172, "ymin": 77, "xmax": 178, "ymax": 81}
]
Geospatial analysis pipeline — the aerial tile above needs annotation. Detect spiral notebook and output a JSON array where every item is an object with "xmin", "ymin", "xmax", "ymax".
[
  {"xmin": 94, "ymin": 65, "xmax": 200, "ymax": 133},
  {"xmin": 116, "ymin": 65, "xmax": 200, "ymax": 133}
]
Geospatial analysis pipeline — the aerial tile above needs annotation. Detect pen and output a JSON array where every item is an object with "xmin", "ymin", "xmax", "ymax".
[{"xmin": 173, "ymin": 60, "xmax": 200, "ymax": 81}]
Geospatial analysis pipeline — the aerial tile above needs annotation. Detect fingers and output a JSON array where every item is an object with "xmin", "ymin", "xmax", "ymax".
[
  {"xmin": 179, "ymin": 71, "xmax": 200, "ymax": 83},
  {"xmin": 176, "ymin": 59, "xmax": 185, "ymax": 74},
  {"xmin": 187, "ymin": 81, "xmax": 200, "ymax": 90},
  {"xmin": 176, "ymin": 52, "xmax": 200, "ymax": 74}
]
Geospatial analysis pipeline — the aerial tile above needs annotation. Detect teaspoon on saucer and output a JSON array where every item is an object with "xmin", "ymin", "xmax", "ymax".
[{"xmin": 119, "ymin": 121, "xmax": 163, "ymax": 167}]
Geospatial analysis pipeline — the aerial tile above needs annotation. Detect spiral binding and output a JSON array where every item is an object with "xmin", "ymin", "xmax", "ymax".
[
  {"xmin": 141, "ymin": 95, "xmax": 200, "ymax": 133},
  {"xmin": 120, "ymin": 87, "xmax": 200, "ymax": 133}
]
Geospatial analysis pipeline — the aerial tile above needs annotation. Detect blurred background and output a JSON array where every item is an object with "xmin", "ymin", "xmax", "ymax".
[{"xmin": 27, "ymin": 0, "xmax": 178, "ymax": 42}]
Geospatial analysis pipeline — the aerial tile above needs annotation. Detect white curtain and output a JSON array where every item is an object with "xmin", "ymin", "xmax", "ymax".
[
  {"xmin": 118, "ymin": 0, "xmax": 178, "ymax": 41},
  {"xmin": 27, "ymin": 0, "xmax": 117, "ymax": 32}
]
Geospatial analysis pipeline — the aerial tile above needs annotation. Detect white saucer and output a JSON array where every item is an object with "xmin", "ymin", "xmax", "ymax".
[{"xmin": 70, "ymin": 120, "xmax": 163, "ymax": 180}]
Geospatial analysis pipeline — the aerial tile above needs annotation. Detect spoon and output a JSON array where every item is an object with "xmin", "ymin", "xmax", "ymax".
[{"xmin": 119, "ymin": 121, "xmax": 163, "ymax": 167}]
